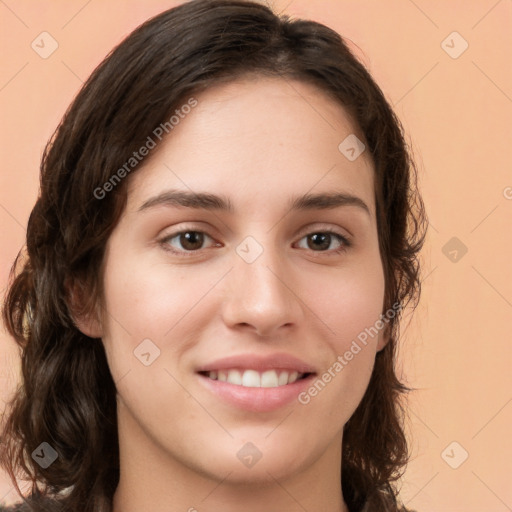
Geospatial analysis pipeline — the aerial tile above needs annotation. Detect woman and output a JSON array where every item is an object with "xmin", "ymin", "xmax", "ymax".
[{"xmin": 0, "ymin": 1, "xmax": 426, "ymax": 511}]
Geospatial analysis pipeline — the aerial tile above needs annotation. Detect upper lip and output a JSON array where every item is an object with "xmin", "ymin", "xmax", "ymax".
[{"xmin": 196, "ymin": 353, "xmax": 317, "ymax": 374}]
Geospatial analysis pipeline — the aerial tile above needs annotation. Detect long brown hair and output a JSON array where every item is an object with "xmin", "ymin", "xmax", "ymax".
[{"xmin": 1, "ymin": 1, "xmax": 427, "ymax": 511}]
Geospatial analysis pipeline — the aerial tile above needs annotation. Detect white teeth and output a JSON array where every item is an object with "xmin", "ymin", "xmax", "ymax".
[
  {"xmin": 288, "ymin": 371, "xmax": 299, "ymax": 384},
  {"xmin": 206, "ymin": 369, "xmax": 304, "ymax": 387},
  {"xmin": 226, "ymin": 369, "xmax": 242, "ymax": 385},
  {"xmin": 261, "ymin": 370, "xmax": 278, "ymax": 388},
  {"xmin": 242, "ymin": 370, "xmax": 260, "ymax": 387},
  {"xmin": 278, "ymin": 371, "xmax": 289, "ymax": 386}
]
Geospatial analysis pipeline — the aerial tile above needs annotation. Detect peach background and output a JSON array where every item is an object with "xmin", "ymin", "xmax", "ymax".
[{"xmin": 1, "ymin": 1, "xmax": 511, "ymax": 510}]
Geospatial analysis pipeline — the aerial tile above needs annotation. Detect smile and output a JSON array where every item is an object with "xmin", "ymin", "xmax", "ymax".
[
  {"xmin": 201, "ymin": 369, "xmax": 309, "ymax": 387},
  {"xmin": 196, "ymin": 352, "xmax": 317, "ymax": 412}
]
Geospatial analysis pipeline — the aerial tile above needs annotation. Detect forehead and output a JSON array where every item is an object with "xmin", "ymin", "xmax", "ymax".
[
  {"xmin": 178, "ymin": 75, "xmax": 366, "ymax": 150},
  {"xmin": 125, "ymin": 76, "xmax": 375, "ymax": 216}
]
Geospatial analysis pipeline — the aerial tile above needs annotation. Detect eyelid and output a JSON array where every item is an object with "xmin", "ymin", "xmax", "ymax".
[
  {"xmin": 295, "ymin": 223, "xmax": 352, "ymax": 242},
  {"xmin": 158, "ymin": 223, "xmax": 353, "ymax": 256},
  {"xmin": 158, "ymin": 227, "xmax": 220, "ymax": 256},
  {"xmin": 293, "ymin": 228, "xmax": 352, "ymax": 256}
]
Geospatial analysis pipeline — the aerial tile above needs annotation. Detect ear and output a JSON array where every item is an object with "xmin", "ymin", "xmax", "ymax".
[{"xmin": 66, "ymin": 278, "xmax": 103, "ymax": 338}]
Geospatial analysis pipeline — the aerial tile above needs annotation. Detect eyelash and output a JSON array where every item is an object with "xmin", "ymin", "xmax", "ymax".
[{"xmin": 158, "ymin": 227, "xmax": 352, "ymax": 258}]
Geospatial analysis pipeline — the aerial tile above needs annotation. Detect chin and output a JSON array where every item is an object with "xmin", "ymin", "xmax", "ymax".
[{"xmin": 187, "ymin": 435, "xmax": 319, "ymax": 485}]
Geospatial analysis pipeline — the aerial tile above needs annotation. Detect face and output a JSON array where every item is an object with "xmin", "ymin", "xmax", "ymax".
[{"xmin": 90, "ymin": 77, "xmax": 386, "ymax": 485}]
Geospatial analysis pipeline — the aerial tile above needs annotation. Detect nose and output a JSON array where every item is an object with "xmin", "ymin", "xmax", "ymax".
[{"xmin": 220, "ymin": 240, "xmax": 302, "ymax": 338}]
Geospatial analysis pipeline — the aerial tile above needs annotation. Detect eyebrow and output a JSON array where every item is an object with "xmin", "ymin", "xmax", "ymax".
[{"xmin": 138, "ymin": 189, "xmax": 370, "ymax": 216}]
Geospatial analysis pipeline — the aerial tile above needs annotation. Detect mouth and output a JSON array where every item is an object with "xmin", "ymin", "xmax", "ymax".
[
  {"xmin": 198, "ymin": 368, "xmax": 313, "ymax": 388},
  {"xmin": 195, "ymin": 353, "xmax": 317, "ymax": 412}
]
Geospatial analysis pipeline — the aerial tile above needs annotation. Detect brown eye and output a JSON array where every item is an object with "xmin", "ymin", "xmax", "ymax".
[
  {"xmin": 307, "ymin": 233, "xmax": 331, "ymax": 251},
  {"xmin": 179, "ymin": 231, "xmax": 204, "ymax": 250},
  {"xmin": 297, "ymin": 231, "xmax": 349, "ymax": 252},
  {"xmin": 163, "ymin": 231, "xmax": 214, "ymax": 252}
]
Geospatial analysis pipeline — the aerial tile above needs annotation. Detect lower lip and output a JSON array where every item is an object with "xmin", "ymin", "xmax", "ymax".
[{"xmin": 197, "ymin": 373, "xmax": 316, "ymax": 412}]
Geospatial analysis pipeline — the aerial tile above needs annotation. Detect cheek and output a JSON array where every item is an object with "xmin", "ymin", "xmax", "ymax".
[
  {"xmin": 98, "ymin": 252, "xmax": 227, "ymax": 379},
  {"xmin": 295, "ymin": 256, "xmax": 385, "ymax": 414},
  {"xmin": 101, "ymin": 255, "xmax": 209, "ymax": 336},
  {"xmin": 98, "ymin": 257, "xmax": 207, "ymax": 419},
  {"xmin": 304, "ymin": 257, "xmax": 386, "ymax": 348}
]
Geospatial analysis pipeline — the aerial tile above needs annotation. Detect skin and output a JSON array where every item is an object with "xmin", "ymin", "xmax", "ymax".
[{"xmin": 79, "ymin": 76, "xmax": 387, "ymax": 512}]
